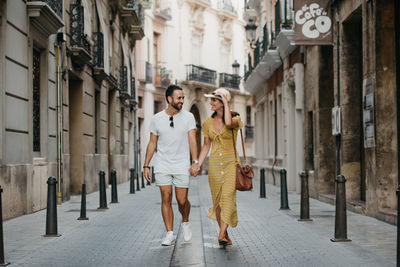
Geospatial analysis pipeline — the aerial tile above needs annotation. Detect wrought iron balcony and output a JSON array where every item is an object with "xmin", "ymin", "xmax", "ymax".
[
  {"xmin": 28, "ymin": 0, "xmax": 62, "ymax": 18},
  {"xmin": 70, "ymin": 3, "xmax": 92, "ymax": 66},
  {"xmin": 121, "ymin": 0, "xmax": 140, "ymax": 28},
  {"xmin": 275, "ymin": 0, "xmax": 293, "ymax": 36},
  {"xmin": 128, "ymin": 1, "xmax": 145, "ymax": 41},
  {"xmin": 218, "ymin": 0, "xmax": 236, "ymax": 15},
  {"xmin": 254, "ymin": 39, "xmax": 260, "ymax": 68},
  {"xmin": 219, "ymin": 73, "xmax": 240, "ymax": 89},
  {"xmin": 93, "ymin": 32, "xmax": 107, "ymax": 83},
  {"xmin": 27, "ymin": 0, "xmax": 64, "ymax": 36},
  {"xmin": 120, "ymin": 66, "xmax": 128, "ymax": 92},
  {"xmin": 186, "ymin": 64, "xmax": 217, "ymax": 85},
  {"xmin": 245, "ymin": 125, "xmax": 254, "ymax": 140},
  {"xmin": 261, "ymin": 24, "xmax": 269, "ymax": 57},
  {"xmin": 93, "ymin": 32, "xmax": 104, "ymax": 68}
]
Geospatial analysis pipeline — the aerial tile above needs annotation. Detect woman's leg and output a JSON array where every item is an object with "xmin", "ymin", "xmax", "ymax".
[{"xmin": 215, "ymin": 205, "xmax": 230, "ymax": 241}]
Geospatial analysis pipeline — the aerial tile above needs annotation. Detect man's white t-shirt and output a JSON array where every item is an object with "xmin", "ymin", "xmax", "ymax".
[{"xmin": 149, "ymin": 109, "xmax": 196, "ymax": 175}]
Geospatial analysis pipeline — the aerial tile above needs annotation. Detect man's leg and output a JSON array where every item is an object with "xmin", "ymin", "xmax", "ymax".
[
  {"xmin": 160, "ymin": 185, "xmax": 173, "ymax": 231},
  {"xmin": 175, "ymin": 187, "xmax": 190, "ymax": 221}
]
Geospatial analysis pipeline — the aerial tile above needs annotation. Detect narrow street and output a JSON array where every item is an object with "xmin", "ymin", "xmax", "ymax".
[{"xmin": 3, "ymin": 176, "xmax": 396, "ymax": 266}]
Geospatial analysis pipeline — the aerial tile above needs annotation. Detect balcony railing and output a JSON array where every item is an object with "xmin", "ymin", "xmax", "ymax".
[
  {"xmin": 127, "ymin": 0, "xmax": 144, "ymax": 26},
  {"xmin": 219, "ymin": 73, "xmax": 240, "ymax": 89},
  {"xmin": 254, "ymin": 39, "xmax": 260, "ymax": 68},
  {"xmin": 28, "ymin": 0, "xmax": 63, "ymax": 18},
  {"xmin": 93, "ymin": 32, "xmax": 104, "ymax": 68},
  {"xmin": 120, "ymin": 66, "xmax": 128, "ymax": 92},
  {"xmin": 275, "ymin": 0, "xmax": 293, "ymax": 36},
  {"xmin": 186, "ymin": 64, "xmax": 217, "ymax": 85},
  {"xmin": 218, "ymin": 0, "xmax": 236, "ymax": 14},
  {"xmin": 262, "ymin": 24, "xmax": 269, "ymax": 57},
  {"xmin": 245, "ymin": 125, "xmax": 254, "ymax": 140},
  {"xmin": 155, "ymin": 68, "xmax": 172, "ymax": 88},
  {"xmin": 70, "ymin": 4, "xmax": 91, "ymax": 55}
]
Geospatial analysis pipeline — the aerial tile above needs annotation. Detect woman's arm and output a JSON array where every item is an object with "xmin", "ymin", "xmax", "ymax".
[
  {"xmin": 198, "ymin": 136, "xmax": 211, "ymax": 167},
  {"xmin": 218, "ymin": 93, "xmax": 238, "ymax": 129}
]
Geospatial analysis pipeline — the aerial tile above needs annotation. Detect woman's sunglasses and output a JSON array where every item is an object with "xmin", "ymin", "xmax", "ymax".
[{"xmin": 169, "ymin": 116, "xmax": 174, "ymax": 128}]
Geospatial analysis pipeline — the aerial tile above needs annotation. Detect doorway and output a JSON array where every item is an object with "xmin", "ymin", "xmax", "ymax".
[{"xmin": 69, "ymin": 80, "xmax": 83, "ymax": 193}]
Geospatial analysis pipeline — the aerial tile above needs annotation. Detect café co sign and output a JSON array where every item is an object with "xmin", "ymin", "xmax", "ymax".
[{"xmin": 294, "ymin": 0, "xmax": 333, "ymax": 45}]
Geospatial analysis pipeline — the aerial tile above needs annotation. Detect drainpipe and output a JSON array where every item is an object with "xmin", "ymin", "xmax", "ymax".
[{"xmin": 55, "ymin": 41, "xmax": 64, "ymax": 204}]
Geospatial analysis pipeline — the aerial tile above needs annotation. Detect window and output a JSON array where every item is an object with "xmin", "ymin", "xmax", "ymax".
[
  {"xmin": 154, "ymin": 100, "xmax": 162, "ymax": 114},
  {"xmin": 192, "ymin": 34, "xmax": 202, "ymax": 66},
  {"xmin": 33, "ymin": 48, "xmax": 41, "ymax": 152},
  {"xmin": 138, "ymin": 96, "xmax": 143, "ymax": 108},
  {"xmin": 246, "ymin": 105, "xmax": 251, "ymax": 125},
  {"xmin": 307, "ymin": 111, "xmax": 314, "ymax": 170},
  {"xmin": 120, "ymin": 108, "xmax": 125, "ymax": 154}
]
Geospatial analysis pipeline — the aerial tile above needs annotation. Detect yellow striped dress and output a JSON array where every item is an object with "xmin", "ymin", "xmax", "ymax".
[{"xmin": 201, "ymin": 115, "xmax": 243, "ymax": 228}]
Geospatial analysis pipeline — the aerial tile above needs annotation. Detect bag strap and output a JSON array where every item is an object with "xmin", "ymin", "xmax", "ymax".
[{"xmin": 231, "ymin": 128, "xmax": 247, "ymax": 164}]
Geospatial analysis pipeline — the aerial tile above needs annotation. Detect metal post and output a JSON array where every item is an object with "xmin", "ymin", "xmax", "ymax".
[
  {"xmin": 45, "ymin": 177, "xmax": 60, "ymax": 237},
  {"xmin": 260, "ymin": 168, "xmax": 266, "ymax": 198},
  {"xmin": 298, "ymin": 171, "xmax": 312, "ymax": 221},
  {"xmin": 136, "ymin": 169, "xmax": 140, "ymax": 191},
  {"xmin": 141, "ymin": 171, "xmax": 145, "ymax": 188},
  {"xmin": 330, "ymin": 10, "xmax": 350, "ymax": 243},
  {"xmin": 331, "ymin": 175, "xmax": 351, "ymax": 242},
  {"xmin": 98, "ymin": 171, "xmax": 108, "ymax": 209},
  {"xmin": 279, "ymin": 169, "xmax": 289, "ymax": 210},
  {"xmin": 130, "ymin": 168, "xmax": 135, "ymax": 194},
  {"xmin": 151, "ymin": 166, "xmax": 155, "ymax": 183},
  {"xmin": 0, "ymin": 187, "xmax": 9, "ymax": 266},
  {"xmin": 77, "ymin": 184, "xmax": 88, "ymax": 220},
  {"xmin": 110, "ymin": 169, "xmax": 118, "ymax": 203}
]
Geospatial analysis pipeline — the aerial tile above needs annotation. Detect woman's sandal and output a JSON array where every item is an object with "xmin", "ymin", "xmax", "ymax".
[{"xmin": 218, "ymin": 238, "xmax": 228, "ymax": 247}]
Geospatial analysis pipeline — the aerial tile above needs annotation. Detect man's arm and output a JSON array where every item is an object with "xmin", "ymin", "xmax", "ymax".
[
  {"xmin": 143, "ymin": 133, "xmax": 158, "ymax": 182},
  {"xmin": 188, "ymin": 129, "xmax": 200, "ymax": 176}
]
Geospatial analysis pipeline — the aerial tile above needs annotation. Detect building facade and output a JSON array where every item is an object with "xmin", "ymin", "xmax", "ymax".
[
  {"xmin": 244, "ymin": 0, "xmax": 399, "ymax": 224},
  {"xmin": 137, "ymin": 0, "xmax": 256, "ymax": 172},
  {"xmin": 1, "ymin": 0, "xmax": 144, "ymax": 220}
]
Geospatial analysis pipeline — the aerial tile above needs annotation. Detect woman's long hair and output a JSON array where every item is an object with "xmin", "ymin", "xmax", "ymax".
[{"xmin": 211, "ymin": 99, "xmax": 239, "ymax": 124}]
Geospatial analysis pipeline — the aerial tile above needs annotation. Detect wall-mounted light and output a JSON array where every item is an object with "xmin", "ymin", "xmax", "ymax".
[
  {"xmin": 245, "ymin": 19, "xmax": 257, "ymax": 45},
  {"xmin": 232, "ymin": 60, "xmax": 240, "ymax": 76}
]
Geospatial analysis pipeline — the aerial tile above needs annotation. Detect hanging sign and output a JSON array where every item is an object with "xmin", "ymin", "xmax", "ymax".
[{"xmin": 294, "ymin": 0, "xmax": 333, "ymax": 45}]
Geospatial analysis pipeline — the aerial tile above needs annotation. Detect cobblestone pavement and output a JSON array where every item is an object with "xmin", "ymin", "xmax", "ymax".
[{"xmin": 3, "ymin": 176, "xmax": 396, "ymax": 266}]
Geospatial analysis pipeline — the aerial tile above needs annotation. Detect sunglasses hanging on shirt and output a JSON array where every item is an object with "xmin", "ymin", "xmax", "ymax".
[{"xmin": 169, "ymin": 116, "xmax": 174, "ymax": 128}]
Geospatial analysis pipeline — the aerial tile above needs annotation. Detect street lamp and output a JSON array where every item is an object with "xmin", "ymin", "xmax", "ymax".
[
  {"xmin": 245, "ymin": 19, "xmax": 257, "ymax": 47},
  {"xmin": 232, "ymin": 60, "xmax": 240, "ymax": 76}
]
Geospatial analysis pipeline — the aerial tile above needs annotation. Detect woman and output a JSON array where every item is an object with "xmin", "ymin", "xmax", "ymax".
[{"xmin": 197, "ymin": 88, "xmax": 243, "ymax": 246}]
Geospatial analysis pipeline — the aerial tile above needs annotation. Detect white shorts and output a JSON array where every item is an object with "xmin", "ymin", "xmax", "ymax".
[{"xmin": 155, "ymin": 173, "xmax": 190, "ymax": 188}]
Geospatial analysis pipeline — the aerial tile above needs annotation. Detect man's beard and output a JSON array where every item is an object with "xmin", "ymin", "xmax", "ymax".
[{"xmin": 171, "ymin": 101, "xmax": 182, "ymax": 111}]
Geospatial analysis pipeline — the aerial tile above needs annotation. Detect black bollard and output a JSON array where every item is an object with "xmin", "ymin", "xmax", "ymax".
[
  {"xmin": 45, "ymin": 177, "xmax": 60, "ymax": 237},
  {"xmin": 141, "ymin": 172, "xmax": 145, "ymax": 188},
  {"xmin": 331, "ymin": 175, "xmax": 351, "ymax": 242},
  {"xmin": 130, "ymin": 168, "xmax": 135, "ymax": 194},
  {"xmin": 77, "ymin": 184, "xmax": 88, "ymax": 220},
  {"xmin": 0, "ymin": 187, "xmax": 9, "ymax": 266},
  {"xmin": 136, "ymin": 170, "xmax": 140, "ymax": 192},
  {"xmin": 98, "ymin": 171, "xmax": 108, "ymax": 209},
  {"xmin": 279, "ymin": 169, "xmax": 290, "ymax": 210},
  {"xmin": 151, "ymin": 166, "xmax": 155, "ymax": 183},
  {"xmin": 110, "ymin": 169, "xmax": 118, "ymax": 203},
  {"xmin": 298, "ymin": 171, "xmax": 312, "ymax": 221},
  {"xmin": 260, "ymin": 168, "xmax": 266, "ymax": 198}
]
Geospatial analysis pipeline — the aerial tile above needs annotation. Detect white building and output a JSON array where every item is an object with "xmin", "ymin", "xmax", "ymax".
[{"xmin": 136, "ymin": 0, "xmax": 256, "ymax": 172}]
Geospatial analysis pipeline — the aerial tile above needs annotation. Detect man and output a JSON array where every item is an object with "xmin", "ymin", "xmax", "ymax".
[{"xmin": 143, "ymin": 85, "xmax": 200, "ymax": 246}]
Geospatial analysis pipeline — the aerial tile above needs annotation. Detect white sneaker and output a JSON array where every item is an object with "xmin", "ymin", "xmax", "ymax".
[
  {"xmin": 161, "ymin": 231, "xmax": 175, "ymax": 246},
  {"xmin": 182, "ymin": 222, "xmax": 192, "ymax": 242}
]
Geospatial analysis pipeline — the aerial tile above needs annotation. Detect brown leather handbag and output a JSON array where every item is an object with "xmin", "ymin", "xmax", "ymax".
[{"xmin": 232, "ymin": 129, "xmax": 254, "ymax": 191}]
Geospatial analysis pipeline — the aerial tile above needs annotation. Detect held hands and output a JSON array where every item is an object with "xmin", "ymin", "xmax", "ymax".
[
  {"xmin": 189, "ymin": 163, "xmax": 201, "ymax": 177},
  {"xmin": 215, "ymin": 93, "xmax": 229, "ymax": 105}
]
